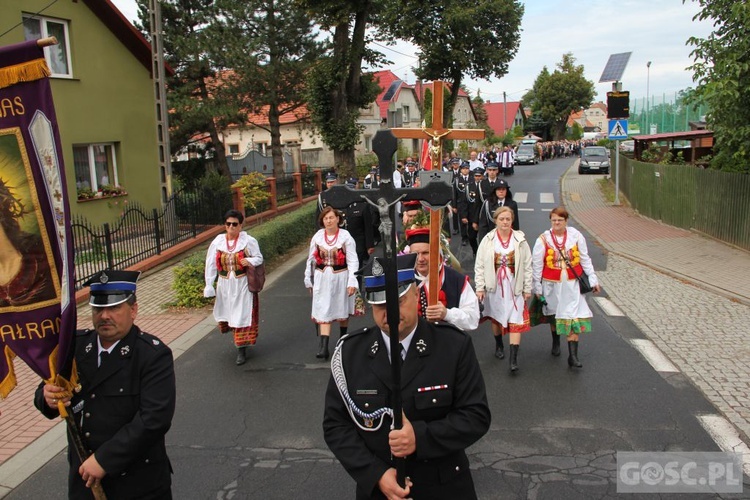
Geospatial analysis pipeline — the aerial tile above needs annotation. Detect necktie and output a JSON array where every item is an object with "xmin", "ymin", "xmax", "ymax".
[
  {"xmin": 99, "ymin": 350, "xmax": 109, "ymax": 368},
  {"xmin": 400, "ymin": 344, "xmax": 406, "ymax": 365}
]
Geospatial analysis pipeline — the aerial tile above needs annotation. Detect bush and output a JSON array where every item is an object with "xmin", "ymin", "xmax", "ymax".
[
  {"xmin": 172, "ymin": 252, "xmax": 213, "ymax": 308},
  {"xmin": 172, "ymin": 202, "xmax": 317, "ymax": 308},
  {"xmin": 232, "ymin": 172, "xmax": 269, "ymax": 212}
]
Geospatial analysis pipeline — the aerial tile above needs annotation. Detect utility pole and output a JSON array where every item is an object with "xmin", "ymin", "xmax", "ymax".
[
  {"xmin": 148, "ymin": 0, "xmax": 172, "ymax": 203},
  {"xmin": 646, "ymin": 61, "xmax": 651, "ymax": 134}
]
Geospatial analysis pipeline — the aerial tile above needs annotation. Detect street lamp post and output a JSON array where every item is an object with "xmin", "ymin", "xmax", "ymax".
[{"xmin": 646, "ymin": 61, "xmax": 651, "ymax": 134}]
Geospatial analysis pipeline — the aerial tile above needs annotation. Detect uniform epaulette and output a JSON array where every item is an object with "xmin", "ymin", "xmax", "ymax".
[
  {"xmin": 339, "ymin": 326, "xmax": 372, "ymax": 341},
  {"xmin": 135, "ymin": 329, "xmax": 168, "ymax": 349},
  {"xmin": 76, "ymin": 328, "xmax": 94, "ymax": 337}
]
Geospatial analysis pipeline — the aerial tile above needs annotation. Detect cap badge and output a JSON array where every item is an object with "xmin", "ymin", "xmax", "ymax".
[
  {"xmin": 99, "ymin": 272, "xmax": 109, "ymax": 284},
  {"xmin": 370, "ymin": 340, "xmax": 379, "ymax": 355},
  {"xmin": 416, "ymin": 339, "xmax": 427, "ymax": 353},
  {"xmin": 120, "ymin": 345, "xmax": 130, "ymax": 356},
  {"xmin": 372, "ymin": 260, "xmax": 383, "ymax": 277},
  {"xmin": 152, "ymin": 339, "xmax": 160, "ymax": 346}
]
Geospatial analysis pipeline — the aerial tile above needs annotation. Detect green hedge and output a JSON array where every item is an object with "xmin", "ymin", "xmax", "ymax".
[{"xmin": 172, "ymin": 203, "xmax": 317, "ymax": 308}]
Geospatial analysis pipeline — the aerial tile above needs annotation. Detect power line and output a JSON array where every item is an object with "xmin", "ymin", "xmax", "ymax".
[{"xmin": 0, "ymin": 0, "xmax": 61, "ymax": 40}]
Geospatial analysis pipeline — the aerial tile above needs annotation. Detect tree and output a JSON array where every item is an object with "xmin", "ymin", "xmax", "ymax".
[
  {"xmin": 686, "ymin": 0, "xmax": 750, "ymax": 172},
  {"xmin": 211, "ymin": 0, "xmax": 325, "ymax": 177},
  {"xmin": 383, "ymin": 0, "xmax": 524, "ymax": 127},
  {"xmin": 527, "ymin": 54, "xmax": 594, "ymax": 140},
  {"xmin": 472, "ymin": 91, "xmax": 497, "ymax": 144},
  {"xmin": 136, "ymin": 0, "xmax": 236, "ymax": 179},
  {"xmin": 301, "ymin": 0, "xmax": 382, "ymax": 177}
]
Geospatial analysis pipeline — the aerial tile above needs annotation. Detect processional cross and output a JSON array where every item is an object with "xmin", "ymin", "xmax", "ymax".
[
  {"xmin": 391, "ymin": 81, "xmax": 485, "ymax": 304},
  {"xmin": 321, "ymin": 130, "xmax": 453, "ymax": 487}
]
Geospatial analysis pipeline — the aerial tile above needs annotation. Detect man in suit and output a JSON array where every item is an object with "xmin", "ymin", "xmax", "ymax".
[
  {"xmin": 36, "ymin": 270, "xmax": 176, "ymax": 499},
  {"xmin": 323, "ymin": 254, "xmax": 490, "ymax": 499},
  {"xmin": 454, "ymin": 161, "xmax": 473, "ymax": 246},
  {"xmin": 466, "ymin": 168, "xmax": 485, "ymax": 256}
]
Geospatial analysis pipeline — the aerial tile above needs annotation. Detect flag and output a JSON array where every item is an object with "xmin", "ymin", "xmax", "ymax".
[
  {"xmin": 0, "ymin": 40, "xmax": 76, "ymax": 398},
  {"xmin": 419, "ymin": 138, "xmax": 432, "ymax": 171}
]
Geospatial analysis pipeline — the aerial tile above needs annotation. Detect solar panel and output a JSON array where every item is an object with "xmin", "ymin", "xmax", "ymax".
[
  {"xmin": 599, "ymin": 52, "xmax": 632, "ymax": 83},
  {"xmin": 382, "ymin": 80, "xmax": 402, "ymax": 102}
]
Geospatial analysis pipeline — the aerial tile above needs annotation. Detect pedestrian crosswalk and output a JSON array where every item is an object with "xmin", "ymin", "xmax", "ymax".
[{"xmin": 512, "ymin": 192, "xmax": 556, "ymax": 212}]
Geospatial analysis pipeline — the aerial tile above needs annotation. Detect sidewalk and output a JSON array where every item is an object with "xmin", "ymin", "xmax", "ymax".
[{"xmin": 2, "ymin": 164, "xmax": 749, "ymax": 495}]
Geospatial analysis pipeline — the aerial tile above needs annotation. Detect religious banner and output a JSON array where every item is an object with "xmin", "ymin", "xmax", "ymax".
[
  {"xmin": 419, "ymin": 138, "xmax": 432, "ymax": 171},
  {"xmin": 0, "ymin": 39, "xmax": 76, "ymax": 398}
]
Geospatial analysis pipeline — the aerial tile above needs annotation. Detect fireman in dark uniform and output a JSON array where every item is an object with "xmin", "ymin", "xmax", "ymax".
[
  {"xmin": 35, "ymin": 270, "xmax": 176, "ymax": 499},
  {"xmin": 323, "ymin": 254, "xmax": 490, "ymax": 499},
  {"xmin": 465, "ymin": 168, "xmax": 484, "ymax": 255},
  {"xmin": 454, "ymin": 161, "xmax": 472, "ymax": 247},
  {"xmin": 316, "ymin": 172, "xmax": 339, "ymax": 227},
  {"xmin": 341, "ymin": 177, "xmax": 376, "ymax": 268}
]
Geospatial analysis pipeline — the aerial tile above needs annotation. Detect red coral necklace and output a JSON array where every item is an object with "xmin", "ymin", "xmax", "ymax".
[
  {"xmin": 550, "ymin": 229, "xmax": 567, "ymax": 250},
  {"xmin": 496, "ymin": 230, "xmax": 512, "ymax": 249},
  {"xmin": 324, "ymin": 229, "xmax": 339, "ymax": 246},
  {"xmin": 226, "ymin": 235, "xmax": 238, "ymax": 252}
]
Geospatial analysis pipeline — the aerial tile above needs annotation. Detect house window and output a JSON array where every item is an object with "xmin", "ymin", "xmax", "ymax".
[
  {"xmin": 73, "ymin": 144, "xmax": 118, "ymax": 193},
  {"xmin": 364, "ymin": 135, "xmax": 372, "ymax": 152},
  {"xmin": 22, "ymin": 15, "xmax": 72, "ymax": 78},
  {"xmin": 228, "ymin": 144, "xmax": 240, "ymax": 155},
  {"xmin": 402, "ymin": 106, "xmax": 410, "ymax": 123}
]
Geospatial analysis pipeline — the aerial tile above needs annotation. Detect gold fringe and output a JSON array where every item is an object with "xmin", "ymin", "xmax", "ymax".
[
  {"xmin": 0, "ymin": 58, "xmax": 51, "ymax": 90},
  {"xmin": 0, "ymin": 346, "xmax": 18, "ymax": 400}
]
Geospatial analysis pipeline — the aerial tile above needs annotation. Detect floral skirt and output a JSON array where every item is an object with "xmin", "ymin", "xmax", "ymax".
[{"xmin": 218, "ymin": 293, "xmax": 260, "ymax": 347}]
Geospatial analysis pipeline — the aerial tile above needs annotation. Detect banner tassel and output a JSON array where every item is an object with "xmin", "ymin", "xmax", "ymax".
[{"xmin": 0, "ymin": 58, "xmax": 51, "ymax": 90}]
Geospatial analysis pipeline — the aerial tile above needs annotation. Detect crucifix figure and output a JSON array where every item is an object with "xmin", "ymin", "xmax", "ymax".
[
  {"xmin": 321, "ymin": 129, "xmax": 453, "ymax": 486},
  {"xmin": 391, "ymin": 80, "xmax": 485, "ymax": 305}
]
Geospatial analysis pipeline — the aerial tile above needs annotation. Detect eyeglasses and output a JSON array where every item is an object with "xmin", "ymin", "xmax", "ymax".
[{"xmin": 225, "ymin": 222, "xmax": 240, "ymax": 227}]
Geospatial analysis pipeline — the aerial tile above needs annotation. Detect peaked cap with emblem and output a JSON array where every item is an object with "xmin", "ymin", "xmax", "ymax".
[
  {"xmin": 359, "ymin": 253, "xmax": 417, "ymax": 305},
  {"xmin": 325, "ymin": 172, "xmax": 338, "ymax": 182},
  {"xmin": 84, "ymin": 270, "xmax": 141, "ymax": 307}
]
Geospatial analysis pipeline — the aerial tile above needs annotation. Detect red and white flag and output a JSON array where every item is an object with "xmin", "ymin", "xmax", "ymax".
[{"xmin": 419, "ymin": 139, "xmax": 432, "ymax": 171}]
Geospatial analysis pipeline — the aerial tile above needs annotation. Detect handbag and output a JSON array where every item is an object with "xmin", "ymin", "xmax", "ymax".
[
  {"xmin": 246, "ymin": 263, "xmax": 266, "ymax": 293},
  {"xmin": 553, "ymin": 232, "xmax": 593, "ymax": 294}
]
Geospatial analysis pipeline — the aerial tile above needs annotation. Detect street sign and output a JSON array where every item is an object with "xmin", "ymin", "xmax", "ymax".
[
  {"xmin": 607, "ymin": 91, "xmax": 630, "ymax": 119},
  {"xmin": 608, "ymin": 119, "xmax": 628, "ymax": 140}
]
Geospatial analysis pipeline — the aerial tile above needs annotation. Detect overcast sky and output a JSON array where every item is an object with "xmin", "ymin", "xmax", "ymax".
[{"xmin": 111, "ymin": 0, "xmax": 714, "ymax": 105}]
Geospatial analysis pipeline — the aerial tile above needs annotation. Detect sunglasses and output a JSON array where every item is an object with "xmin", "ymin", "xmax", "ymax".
[{"xmin": 225, "ymin": 222, "xmax": 240, "ymax": 227}]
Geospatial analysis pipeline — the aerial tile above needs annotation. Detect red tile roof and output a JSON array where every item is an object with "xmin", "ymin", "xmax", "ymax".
[{"xmin": 484, "ymin": 101, "xmax": 521, "ymax": 136}]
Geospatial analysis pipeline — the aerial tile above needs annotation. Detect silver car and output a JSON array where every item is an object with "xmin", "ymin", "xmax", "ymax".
[{"xmin": 578, "ymin": 146, "xmax": 610, "ymax": 174}]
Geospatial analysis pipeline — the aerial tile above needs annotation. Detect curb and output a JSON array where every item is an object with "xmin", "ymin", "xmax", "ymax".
[{"xmin": 561, "ymin": 162, "xmax": 750, "ymax": 308}]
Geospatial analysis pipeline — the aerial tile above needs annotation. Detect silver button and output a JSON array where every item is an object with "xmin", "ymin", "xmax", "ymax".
[
  {"xmin": 432, "ymin": 398, "xmax": 437, "ymax": 403},
  {"xmin": 364, "ymin": 403, "xmax": 369, "ymax": 408},
  {"xmin": 119, "ymin": 388, "xmax": 124, "ymax": 393},
  {"xmin": 455, "ymin": 466, "xmax": 460, "ymax": 471},
  {"xmin": 85, "ymin": 432, "xmax": 90, "ymax": 438},
  {"xmin": 145, "ymin": 459, "xmax": 150, "ymax": 464},
  {"xmin": 85, "ymin": 413, "xmax": 90, "ymax": 418},
  {"xmin": 90, "ymin": 394, "xmax": 96, "ymax": 399}
]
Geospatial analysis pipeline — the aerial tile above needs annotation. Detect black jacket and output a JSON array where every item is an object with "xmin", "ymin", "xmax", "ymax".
[
  {"xmin": 323, "ymin": 319, "xmax": 490, "ymax": 499},
  {"xmin": 35, "ymin": 325, "xmax": 176, "ymax": 499},
  {"xmin": 477, "ymin": 198, "xmax": 520, "ymax": 242}
]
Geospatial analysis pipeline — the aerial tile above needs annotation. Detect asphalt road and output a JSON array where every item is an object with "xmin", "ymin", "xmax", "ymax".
[{"xmin": 8, "ymin": 157, "xmax": 745, "ymax": 499}]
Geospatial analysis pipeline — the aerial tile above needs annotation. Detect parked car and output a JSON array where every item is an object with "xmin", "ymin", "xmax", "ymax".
[
  {"xmin": 515, "ymin": 144, "xmax": 538, "ymax": 165},
  {"xmin": 579, "ymin": 146, "xmax": 610, "ymax": 174}
]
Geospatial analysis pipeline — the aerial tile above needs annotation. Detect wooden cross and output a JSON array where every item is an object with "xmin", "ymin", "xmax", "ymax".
[
  {"xmin": 321, "ymin": 129, "xmax": 453, "ymax": 487},
  {"xmin": 391, "ymin": 81, "xmax": 485, "ymax": 304}
]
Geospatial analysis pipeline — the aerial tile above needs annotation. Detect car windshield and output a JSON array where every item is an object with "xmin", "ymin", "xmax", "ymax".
[
  {"xmin": 518, "ymin": 146, "xmax": 534, "ymax": 154},
  {"xmin": 584, "ymin": 148, "xmax": 607, "ymax": 157}
]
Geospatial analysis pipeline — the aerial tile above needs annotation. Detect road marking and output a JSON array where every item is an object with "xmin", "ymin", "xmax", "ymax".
[
  {"xmin": 697, "ymin": 414, "xmax": 750, "ymax": 477},
  {"xmin": 629, "ymin": 339, "xmax": 679, "ymax": 373},
  {"xmin": 518, "ymin": 208, "xmax": 534, "ymax": 211},
  {"xmin": 540, "ymin": 193, "xmax": 555, "ymax": 204},
  {"xmin": 593, "ymin": 297, "xmax": 624, "ymax": 316},
  {"xmin": 514, "ymin": 192, "xmax": 529, "ymax": 203}
]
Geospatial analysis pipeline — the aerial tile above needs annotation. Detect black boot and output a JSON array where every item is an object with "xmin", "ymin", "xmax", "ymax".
[
  {"xmin": 568, "ymin": 341, "xmax": 582, "ymax": 368},
  {"xmin": 316, "ymin": 336, "xmax": 330, "ymax": 359},
  {"xmin": 551, "ymin": 330, "xmax": 561, "ymax": 357},
  {"xmin": 339, "ymin": 327, "xmax": 348, "ymax": 339},
  {"xmin": 235, "ymin": 347, "xmax": 247, "ymax": 366},
  {"xmin": 509, "ymin": 344, "xmax": 519, "ymax": 373},
  {"xmin": 494, "ymin": 335, "xmax": 505, "ymax": 360}
]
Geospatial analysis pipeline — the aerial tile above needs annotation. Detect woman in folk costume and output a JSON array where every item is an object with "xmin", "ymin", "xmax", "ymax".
[
  {"xmin": 531, "ymin": 207, "xmax": 600, "ymax": 368},
  {"xmin": 304, "ymin": 206, "xmax": 359, "ymax": 360},
  {"xmin": 475, "ymin": 206, "xmax": 532, "ymax": 373},
  {"xmin": 204, "ymin": 209, "xmax": 264, "ymax": 366}
]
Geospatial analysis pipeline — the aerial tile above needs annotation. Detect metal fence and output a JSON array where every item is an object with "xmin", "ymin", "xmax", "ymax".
[
  {"xmin": 72, "ymin": 188, "xmax": 232, "ymax": 290},
  {"xmin": 629, "ymin": 93, "xmax": 707, "ymax": 135},
  {"xmin": 618, "ymin": 156, "xmax": 750, "ymax": 250}
]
